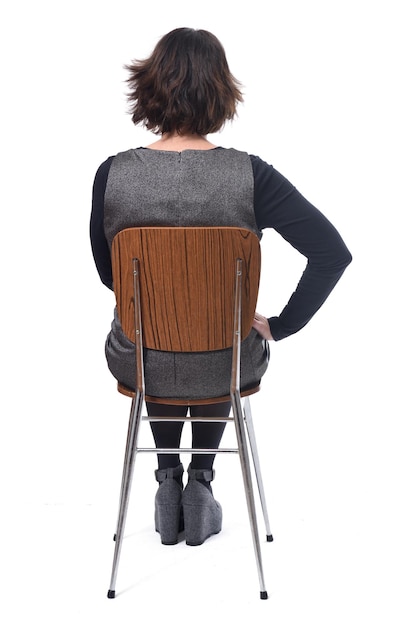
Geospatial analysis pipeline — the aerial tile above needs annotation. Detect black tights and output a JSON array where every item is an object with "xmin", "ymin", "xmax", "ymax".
[{"xmin": 146, "ymin": 401, "xmax": 231, "ymax": 471}]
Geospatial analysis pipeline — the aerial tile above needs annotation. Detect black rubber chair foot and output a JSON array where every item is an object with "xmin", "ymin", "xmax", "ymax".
[
  {"xmin": 107, "ymin": 590, "xmax": 116, "ymax": 599},
  {"xmin": 266, "ymin": 534, "xmax": 274, "ymax": 542},
  {"xmin": 260, "ymin": 590, "xmax": 268, "ymax": 600}
]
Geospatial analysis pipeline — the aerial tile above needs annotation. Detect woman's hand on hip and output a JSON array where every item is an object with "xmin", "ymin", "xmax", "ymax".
[{"xmin": 252, "ymin": 312, "xmax": 273, "ymax": 341}]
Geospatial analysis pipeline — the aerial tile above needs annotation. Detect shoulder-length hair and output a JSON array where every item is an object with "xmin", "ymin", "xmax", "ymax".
[{"xmin": 125, "ymin": 28, "xmax": 243, "ymax": 135}]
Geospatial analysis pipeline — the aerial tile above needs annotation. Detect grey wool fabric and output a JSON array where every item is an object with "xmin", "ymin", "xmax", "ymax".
[{"xmin": 103, "ymin": 147, "xmax": 269, "ymax": 399}]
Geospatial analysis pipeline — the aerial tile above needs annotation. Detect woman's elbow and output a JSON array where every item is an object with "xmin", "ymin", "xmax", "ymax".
[{"xmin": 341, "ymin": 248, "xmax": 353, "ymax": 269}]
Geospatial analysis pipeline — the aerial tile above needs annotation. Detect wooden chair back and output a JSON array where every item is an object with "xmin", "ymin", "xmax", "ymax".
[{"xmin": 111, "ymin": 227, "xmax": 261, "ymax": 353}]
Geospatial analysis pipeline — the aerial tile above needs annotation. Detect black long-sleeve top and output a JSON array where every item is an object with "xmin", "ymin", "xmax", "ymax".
[{"xmin": 90, "ymin": 151, "xmax": 352, "ymax": 341}]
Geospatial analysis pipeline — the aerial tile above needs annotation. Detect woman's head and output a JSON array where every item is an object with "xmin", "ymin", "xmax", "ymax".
[{"xmin": 125, "ymin": 28, "xmax": 243, "ymax": 135}]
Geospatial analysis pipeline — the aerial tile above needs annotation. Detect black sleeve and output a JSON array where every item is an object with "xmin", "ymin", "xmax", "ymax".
[
  {"xmin": 250, "ymin": 155, "xmax": 352, "ymax": 340},
  {"xmin": 90, "ymin": 157, "xmax": 114, "ymax": 289}
]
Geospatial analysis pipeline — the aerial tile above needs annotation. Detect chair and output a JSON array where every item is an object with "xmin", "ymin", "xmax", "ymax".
[{"xmin": 106, "ymin": 226, "xmax": 273, "ymax": 600}]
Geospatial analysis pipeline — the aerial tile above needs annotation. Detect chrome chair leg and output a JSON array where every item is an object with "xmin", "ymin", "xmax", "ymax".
[
  {"xmin": 113, "ymin": 397, "xmax": 136, "ymax": 541},
  {"xmin": 107, "ymin": 391, "xmax": 144, "ymax": 599},
  {"xmin": 231, "ymin": 392, "xmax": 268, "ymax": 600},
  {"xmin": 243, "ymin": 397, "xmax": 273, "ymax": 542}
]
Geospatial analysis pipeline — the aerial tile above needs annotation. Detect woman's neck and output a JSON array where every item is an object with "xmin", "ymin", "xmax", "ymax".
[{"xmin": 146, "ymin": 133, "xmax": 217, "ymax": 152}]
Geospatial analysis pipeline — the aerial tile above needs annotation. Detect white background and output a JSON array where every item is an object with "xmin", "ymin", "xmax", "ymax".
[{"xmin": 1, "ymin": 1, "xmax": 416, "ymax": 624}]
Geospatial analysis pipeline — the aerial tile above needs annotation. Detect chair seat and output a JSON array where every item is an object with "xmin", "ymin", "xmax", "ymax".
[{"xmin": 117, "ymin": 382, "xmax": 260, "ymax": 405}]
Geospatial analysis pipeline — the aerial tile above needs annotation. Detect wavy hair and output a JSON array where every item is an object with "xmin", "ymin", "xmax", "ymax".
[{"xmin": 125, "ymin": 28, "xmax": 243, "ymax": 135}]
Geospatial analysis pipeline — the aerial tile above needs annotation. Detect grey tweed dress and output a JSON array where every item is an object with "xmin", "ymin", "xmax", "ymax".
[{"xmin": 103, "ymin": 147, "xmax": 269, "ymax": 400}]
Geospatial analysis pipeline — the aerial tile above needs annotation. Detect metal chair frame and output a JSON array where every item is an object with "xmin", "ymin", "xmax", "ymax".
[{"xmin": 106, "ymin": 227, "xmax": 273, "ymax": 600}]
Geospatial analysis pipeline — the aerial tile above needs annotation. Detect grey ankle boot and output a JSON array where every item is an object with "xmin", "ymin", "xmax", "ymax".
[
  {"xmin": 182, "ymin": 465, "xmax": 222, "ymax": 546},
  {"xmin": 154, "ymin": 463, "xmax": 184, "ymax": 545}
]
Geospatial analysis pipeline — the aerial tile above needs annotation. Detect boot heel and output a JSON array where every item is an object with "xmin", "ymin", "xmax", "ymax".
[
  {"xmin": 183, "ymin": 466, "xmax": 222, "ymax": 546},
  {"xmin": 155, "ymin": 504, "xmax": 182, "ymax": 545},
  {"xmin": 154, "ymin": 464, "xmax": 184, "ymax": 545},
  {"xmin": 183, "ymin": 503, "xmax": 222, "ymax": 546}
]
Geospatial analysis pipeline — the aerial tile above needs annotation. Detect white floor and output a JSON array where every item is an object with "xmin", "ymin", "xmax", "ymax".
[{"xmin": 3, "ymin": 364, "xmax": 417, "ymax": 626}]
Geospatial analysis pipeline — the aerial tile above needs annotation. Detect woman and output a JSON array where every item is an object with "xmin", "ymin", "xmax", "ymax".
[{"xmin": 90, "ymin": 27, "xmax": 352, "ymax": 546}]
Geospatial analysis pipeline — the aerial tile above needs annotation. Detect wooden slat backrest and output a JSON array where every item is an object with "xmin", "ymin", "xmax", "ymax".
[{"xmin": 111, "ymin": 227, "xmax": 261, "ymax": 352}]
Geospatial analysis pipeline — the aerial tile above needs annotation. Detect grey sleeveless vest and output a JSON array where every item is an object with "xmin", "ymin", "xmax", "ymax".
[{"xmin": 103, "ymin": 147, "xmax": 268, "ymax": 399}]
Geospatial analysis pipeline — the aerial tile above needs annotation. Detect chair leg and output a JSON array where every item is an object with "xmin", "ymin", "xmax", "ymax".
[
  {"xmin": 243, "ymin": 398, "xmax": 273, "ymax": 542},
  {"xmin": 231, "ymin": 392, "xmax": 268, "ymax": 600},
  {"xmin": 113, "ymin": 397, "xmax": 136, "ymax": 541},
  {"xmin": 107, "ymin": 391, "xmax": 144, "ymax": 599}
]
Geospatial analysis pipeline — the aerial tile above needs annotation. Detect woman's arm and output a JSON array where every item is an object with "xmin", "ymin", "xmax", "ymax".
[
  {"xmin": 251, "ymin": 155, "xmax": 352, "ymax": 341},
  {"xmin": 90, "ymin": 157, "xmax": 114, "ymax": 289}
]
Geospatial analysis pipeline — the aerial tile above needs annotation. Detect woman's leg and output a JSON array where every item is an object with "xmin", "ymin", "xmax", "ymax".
[
  {"xmin": 182, "ymin": 402, "xmax": 230, "ymax": 544},
  {"xmin": 146, "ymin": 402, "xmax": 187, "ymax": 470},
  {"xmin": 147, "ymin": 402, "xmax": 188, "ymax": 545},
  {"xmin": 189, "ymin": 401, "xmax": 231, "ymax": 471}
]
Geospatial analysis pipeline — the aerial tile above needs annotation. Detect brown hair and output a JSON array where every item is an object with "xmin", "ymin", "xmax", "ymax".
[{"xmin": 125, "ymin": 28, "xmax": 243, "ymax": 135}]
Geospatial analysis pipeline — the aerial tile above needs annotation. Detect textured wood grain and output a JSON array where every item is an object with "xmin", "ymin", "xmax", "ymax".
[{"xmin": 111, "ymin": 227, "xmax": 261, "ymax": 352}]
